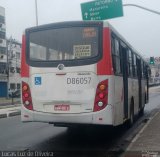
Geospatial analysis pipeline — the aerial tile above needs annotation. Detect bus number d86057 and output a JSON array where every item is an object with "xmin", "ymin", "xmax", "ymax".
[{"xmin": 67, "ymin": 77, "xmax": 91, "ymax": 84}]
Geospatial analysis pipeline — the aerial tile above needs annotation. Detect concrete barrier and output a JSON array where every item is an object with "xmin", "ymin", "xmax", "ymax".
[
  {"xmin": 0, "ymin": 113, "xmax": 7, "ymax": 119},
  {"xmin": 8, "ymin": 110, "xmax": 21, "ymax": 117}
]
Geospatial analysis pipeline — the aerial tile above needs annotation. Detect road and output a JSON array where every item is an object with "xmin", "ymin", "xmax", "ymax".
[{"xmin": 0, "ymin": 86, "xmax": 160, "ymax": 156}]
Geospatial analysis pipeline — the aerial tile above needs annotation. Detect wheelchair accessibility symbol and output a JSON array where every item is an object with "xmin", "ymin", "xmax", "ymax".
[{"xmin": 35, "ymin": 77, "xmax": 42, "ymax": 85}]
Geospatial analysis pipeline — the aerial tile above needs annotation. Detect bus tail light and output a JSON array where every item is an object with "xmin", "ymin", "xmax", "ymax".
[
  {"xmin": 22, "ymin": 81, "xmax": 33, "ymax": 110},
  {"xmin": 94, "ymin": 79, "xmax": 108, "ymax": 112},
  {"xmin": 98, "ymin": 93, "xmax": 105, "ymax": 99}
]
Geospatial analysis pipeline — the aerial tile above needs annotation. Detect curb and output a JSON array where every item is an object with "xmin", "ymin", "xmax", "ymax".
[
  {"xmin": 123, "ymin": 111, "xmax": 160, "ymax": 155},
  {"xmin": 0, "ymin": 113, "xmax": 7, "ymax": 119},
  {"xmin": 8, "ymin": 110, "xmax": 21, "ymax": 117},
  {"xmin": 0, "ymin": 109, "xmax": 21, "ymax": 119}
]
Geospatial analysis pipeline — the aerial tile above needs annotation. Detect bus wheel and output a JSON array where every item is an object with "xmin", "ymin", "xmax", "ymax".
[
  {"xmin": 139, "ymin": 94, "xmax": 146, "ymax": 116},
  {"xmin": 127, "ymin": 101, "xmax": 134, "ymax": 128},
  {"xmin": 139, "ymin": 106, "xmax": 145, "ymax": 116}
]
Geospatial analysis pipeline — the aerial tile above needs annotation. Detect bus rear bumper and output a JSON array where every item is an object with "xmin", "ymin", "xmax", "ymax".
[{"xmin": 21, "ymin": 105, "xmax": 113, "ymax": 126}]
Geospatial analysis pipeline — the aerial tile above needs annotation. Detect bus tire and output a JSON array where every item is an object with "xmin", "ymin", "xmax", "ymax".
[
  {"xmin": 139, "ymin": 106, "xmax": 144, "ymax": 116},
  {"xmin": 139, "ymin": 94, "xmax": 146, "ymax": 116},
  {"xmin": 127, "ymin": 99, "xmax": 134, "ymax": 128}
]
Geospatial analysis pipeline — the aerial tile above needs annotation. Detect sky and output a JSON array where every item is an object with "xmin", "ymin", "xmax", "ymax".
[{"xmin": 0, "ymin": 0, "xmax": 160, "ymax": 58}]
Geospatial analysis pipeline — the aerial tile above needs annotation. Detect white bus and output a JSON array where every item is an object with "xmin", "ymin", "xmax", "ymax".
[{"xmin": 21, "ymin": 21, "xmax": 149, "ymax": 127}]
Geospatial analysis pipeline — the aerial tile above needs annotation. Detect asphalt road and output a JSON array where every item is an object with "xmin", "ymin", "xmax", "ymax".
[
  {"xmin": 0, "ymin": 115, "xmax": 124, "ymax": 152},
  {"xmin": 0, "ymin": 87, "xmax": 160, "ymax": 156}
]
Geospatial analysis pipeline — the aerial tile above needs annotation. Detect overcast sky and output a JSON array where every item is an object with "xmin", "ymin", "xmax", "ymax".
[{"xmin": 0, "ymin": 0, "xmax": 160, "ymax": 58}]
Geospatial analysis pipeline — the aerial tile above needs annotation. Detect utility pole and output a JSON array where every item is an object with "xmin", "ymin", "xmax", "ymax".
[
  {"xmin": 6, "ymin": 38, "xmax": 9, "ymax": 98},
  {"xmin": 35, "ymin": 0, "xmax": 38, "ymax": 26},
  {"xmin": 6, "ymin": 36, "xmax": 13, "ymax": 98}
]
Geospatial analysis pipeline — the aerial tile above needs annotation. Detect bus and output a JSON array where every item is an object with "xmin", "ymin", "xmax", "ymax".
[{"xmin": 21, "ymin": 21, "xmax": 150, "ymax": 127}]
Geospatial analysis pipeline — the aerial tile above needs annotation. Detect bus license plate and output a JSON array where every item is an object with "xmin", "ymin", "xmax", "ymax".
[{"xmin": 54, "ymin": 105, "xmax": 70, "ymax": 111}]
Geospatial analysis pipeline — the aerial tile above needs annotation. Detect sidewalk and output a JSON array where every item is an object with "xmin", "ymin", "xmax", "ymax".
[
  {"xmin": 123, "ymin": 110, "xmax": 160, "ymax": 157},
  {"xmin": 0, "ymin": 97, "xmax": 21, "ymax": 108}
]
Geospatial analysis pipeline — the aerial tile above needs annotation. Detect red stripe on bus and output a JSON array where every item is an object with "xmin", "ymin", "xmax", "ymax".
[
  {"xmin": 21, "ymin": 35, "xmax": 29, "ymax": 77},
  {"xmin": 97, "ymin": 28, "xmax": 113, "ymax": 75}
]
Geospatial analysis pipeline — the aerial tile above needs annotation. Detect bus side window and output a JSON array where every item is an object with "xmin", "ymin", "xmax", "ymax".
[
  {"xmin": 111, "ymin": 35, "xmax": 122, "ymax": 75},
  {"xmin": 141, "ymin": 61, "xmax": 144, "ymax": 79},
  {"xmin": 144, "ymin": 64, "xmax": 149, "ymax": 79},
  {"xmin": 111, "ymin": 35, "xmax": 116, "ymax": 73},
  {"xmin": 127, "ymin": 49, "xmax": 133, "ymax": 77},
  {"xmin": 132, "ymin": 53, "xmax": 137, "ymax": 78}
]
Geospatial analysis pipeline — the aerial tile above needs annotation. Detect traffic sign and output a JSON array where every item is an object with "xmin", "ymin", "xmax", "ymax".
[{"xmin": 81, "ymin": 0, "xmax": 123, "ymax": 20}]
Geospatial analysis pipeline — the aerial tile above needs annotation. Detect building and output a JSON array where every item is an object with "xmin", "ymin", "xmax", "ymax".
[
  {"xmin": 7, "ymin": 38, "xmax": 21, "ymax": 96},
  {"xmin": 146, "ymin": 57, "xmax": 160, "ymax": 85},
  {"xmin": 0, "ymin": 6, "xmax": 7, "ymax": 97},
  {"xmin": 0, "ymin": 6, "xmax": 22, "ymax": 97},
  {"xmin": 149, "ymin": 64, "xmax": 160, "ymax": 85}
]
